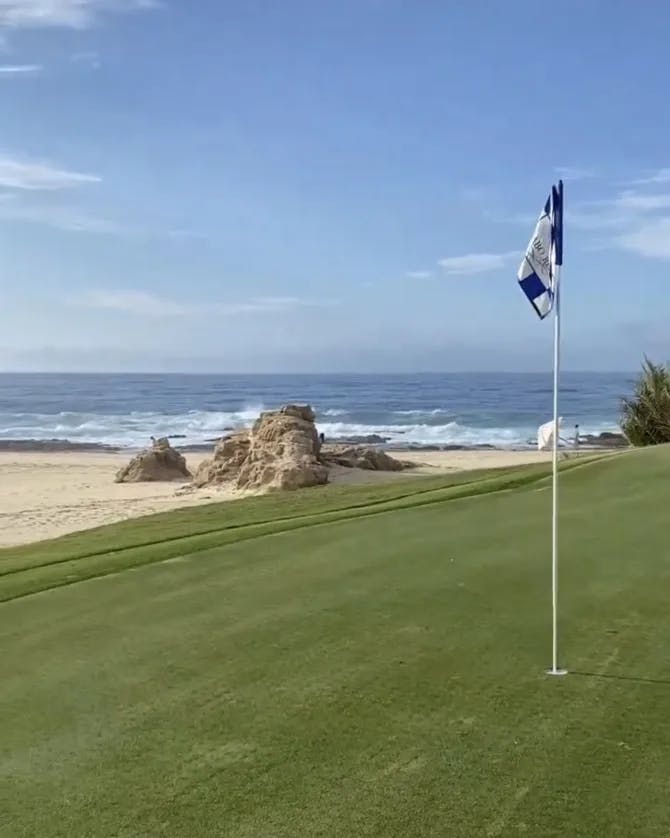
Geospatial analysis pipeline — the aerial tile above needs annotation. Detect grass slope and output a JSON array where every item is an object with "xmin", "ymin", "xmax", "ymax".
[{"xmin": 2, "ymin": 450, "xmax": 670, "ymax": 837}]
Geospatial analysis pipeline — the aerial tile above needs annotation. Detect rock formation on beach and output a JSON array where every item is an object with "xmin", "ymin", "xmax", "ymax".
[
  {"xmin": 115, "ymin": 437, "xmax": 192, "ymax": 483},
  {"xmin": 195, "ymin": 405, "xmax": 328, "ymax": 491},
  {"xmin": 194, "ymin": 431, "xmax": 252, "ymax": 486},
  {"xmin": 320, "ymin": 444, "xmax": 409, "ymax": 472},
  {"xmin": 194, "ymin": 404, "xmax": 411, "ymax": 492},
  {"xmin": 580, "ymin": 432, "xmax": 628, "ymax": 448}
]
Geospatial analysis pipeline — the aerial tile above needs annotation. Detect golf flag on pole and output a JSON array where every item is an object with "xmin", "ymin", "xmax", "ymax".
[
  {"xmin": 517, "ymin": 186, "xmax": 563, "ymax": 319},
  {"xmin": 517, "ymin": 181, "xmax": 566, "ymax": 677}
]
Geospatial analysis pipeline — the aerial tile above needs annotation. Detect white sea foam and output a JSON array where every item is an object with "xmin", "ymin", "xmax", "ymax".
[
  {"xmin": 0, "ymin": 407, "xmax": 264, "ymax": 448},
  {"xmin": 316, "ymin": 421, "xmax": 526, "ymax": 447},
  {"xmin": 0, "ymin": 388, "xmax": 616, "ymax": 448},
  {"xmin": 393, "ymin": 408, "xmax": 452, "ymax": 417},
  {"xmin": 0, "ymin": 407, "xmax": 619, "ymax": 449}
]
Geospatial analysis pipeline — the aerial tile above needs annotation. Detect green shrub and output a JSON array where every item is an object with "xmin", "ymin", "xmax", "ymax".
[{"xmin": 621, "ymin": 358, "xmax": 670, "ymax": 446}]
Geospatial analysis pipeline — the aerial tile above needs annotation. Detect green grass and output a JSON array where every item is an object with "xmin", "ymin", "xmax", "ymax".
[{"xmin": 2, "ymin": 449, "xmax": 670, "ymax": 836}]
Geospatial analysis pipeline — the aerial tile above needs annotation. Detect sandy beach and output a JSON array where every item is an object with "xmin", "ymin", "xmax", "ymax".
[{"xmin": 0, "ymin": 449, "xmax": 556, "ymax": 548}]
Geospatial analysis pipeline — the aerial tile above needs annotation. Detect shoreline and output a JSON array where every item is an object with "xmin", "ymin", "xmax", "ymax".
[
  {"xmin": 0, "ymin": 448, "xmax": 573, "ymax": 549},
  {"xmin": 0, "ymin": 432, "xmax": 627, "ymax": 454}
]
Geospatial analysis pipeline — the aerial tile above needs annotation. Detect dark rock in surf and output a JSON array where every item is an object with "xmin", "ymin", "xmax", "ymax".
[{"xmin": 320, "ymin": 445, "xmax": 409, "ymax": 472}]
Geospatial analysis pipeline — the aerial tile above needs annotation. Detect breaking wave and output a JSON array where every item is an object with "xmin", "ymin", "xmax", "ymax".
[{"xmin": 0, "ymin": 406, "xmax": 617, "ymax": 450}]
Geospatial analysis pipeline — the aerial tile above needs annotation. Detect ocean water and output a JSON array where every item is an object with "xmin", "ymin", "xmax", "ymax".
[{"xmin": 0, "ymin": 373, "xmax": 630, "ymax": 449}]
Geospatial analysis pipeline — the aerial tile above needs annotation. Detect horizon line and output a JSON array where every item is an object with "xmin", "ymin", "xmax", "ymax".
[{"xmin": 0, "ymin": 369, "xmax": 638, "ymax": 376}]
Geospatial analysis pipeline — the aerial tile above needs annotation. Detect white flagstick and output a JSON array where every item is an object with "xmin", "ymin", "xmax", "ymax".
[
  {"xmin": 516, "ymin": 180, "xmax": 567, "ymax": 675},
  {"xmin": 548, "ymin": 182, "xmax": 567, "ymax": 677}
]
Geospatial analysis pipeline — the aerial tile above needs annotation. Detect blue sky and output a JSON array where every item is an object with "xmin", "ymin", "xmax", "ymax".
[{"xmin": 1, "ymin": 0, "xmax": 669, "ymax": 372}]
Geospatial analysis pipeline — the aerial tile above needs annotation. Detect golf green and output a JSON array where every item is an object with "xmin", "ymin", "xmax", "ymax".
[{"xmin": 2, "ymin": 448, "xmax": 669, "ymax": 837}]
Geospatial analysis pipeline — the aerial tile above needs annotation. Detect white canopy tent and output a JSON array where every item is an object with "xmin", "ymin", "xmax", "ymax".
[{"xmin": 537, "ymin": 417, "xmax": 563, "ymax": 452}]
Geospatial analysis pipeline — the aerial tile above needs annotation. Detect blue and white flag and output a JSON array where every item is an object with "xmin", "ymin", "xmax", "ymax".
[{"xmin": 517, "ymin": 184, "xmax": 563, "ymax": 319}]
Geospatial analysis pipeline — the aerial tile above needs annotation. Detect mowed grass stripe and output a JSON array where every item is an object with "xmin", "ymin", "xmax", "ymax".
[
  {"xmin": 0, "ymin": 459, "xmax": 604, "ymax": 603},
  {"xmin": 0, "ymin": 469, "xmax": 502, "ymax": 575},
  {"xmin": 0, "ymin": 467, "xmax": 534, "ymax": 576},
  {"xmin": 1, "ymin": 456, "xmax": 602, "ymax": 577}
]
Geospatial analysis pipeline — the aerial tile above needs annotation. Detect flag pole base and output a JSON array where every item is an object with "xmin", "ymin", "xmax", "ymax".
[{"xmin": 545, "ymin": 668, "xmax": 568, "ymax": 677}]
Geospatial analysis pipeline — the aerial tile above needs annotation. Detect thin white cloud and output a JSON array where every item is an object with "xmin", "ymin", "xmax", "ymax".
[
  {"xmin": 568, "ymin": 208, "xmax": 626, "ymax": 231},
  {"xmin": 0, "ymin": 153, "xmax": 100, "ymax": 189},
  {"xmin": 0, "ymin": 0, "xmax": 159, "ymax": 29},
  {"xmin": 568, "ymin": 190, "xmax": 670, "ymax": 231},
  {"xmin": 554, "ymin": 166, "xmax": 595, "ymax": 181},
  {"xmin": 0, "ymin": 62, "xmax": 41, "ymax": 72},
  {"xmin": 438, "ymin": 251, "xmax": 518, "ymax": 275},
  {"xmin": 489, "ymin": 200, "xmax": 623, "ymax": 229},
  {"xmin": 461, "ymin": 187, "xmax": 493, "ymax": 203},
  {"xmin": 614, "ymin": 191, "xmax": 670, "ymax": 211},
  {"xmin": 629, "ymin": 168, "xmax": 670, "ymax": 186},
  {"xmin": 0, "ymin": 198, "xmax": 205, "ymax": 238},
  {"xmin": 70, "ymin": 50, "xmax": 101, "ymax": 69},
  {"xmin": 253, "ymin": 296, "xmax": 338, "ymax": 310},
  {"xmin": 0, "ymin": 201, "xmax": 124, "ymax": 232},
  {"xmin": 166, "ymin": 228, "xmax": 208, "ymax": 241},
  {"xmin": 483, "ymin": 209, "xmax": 536, "ymax": 226},
  {"xmin": 406, "ymin": 270, "xmax": 432, "ymax": 280},
  {"xmin": 69, "ymin": 291, "xmax": 335, "ymax": 318},
  {"xmin": 72, "ymin": 290, "xmax": 189, "ymax": 317},
  {"xmin": 618, "ymin": 217, "xmax": 670, "ymax": 260},
  {"xmin": 485, "ymin": 172, "xmax": 670, "ymax": 260}
]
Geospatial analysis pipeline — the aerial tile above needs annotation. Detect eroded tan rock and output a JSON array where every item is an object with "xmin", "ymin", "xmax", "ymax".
[
  {"xmin": 195, "ymin": 405, "xmax": 328, "ymax": 492},
  {"xmin": 115, "ymin": 437, "xmax": 192, "ymax": 483}
]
